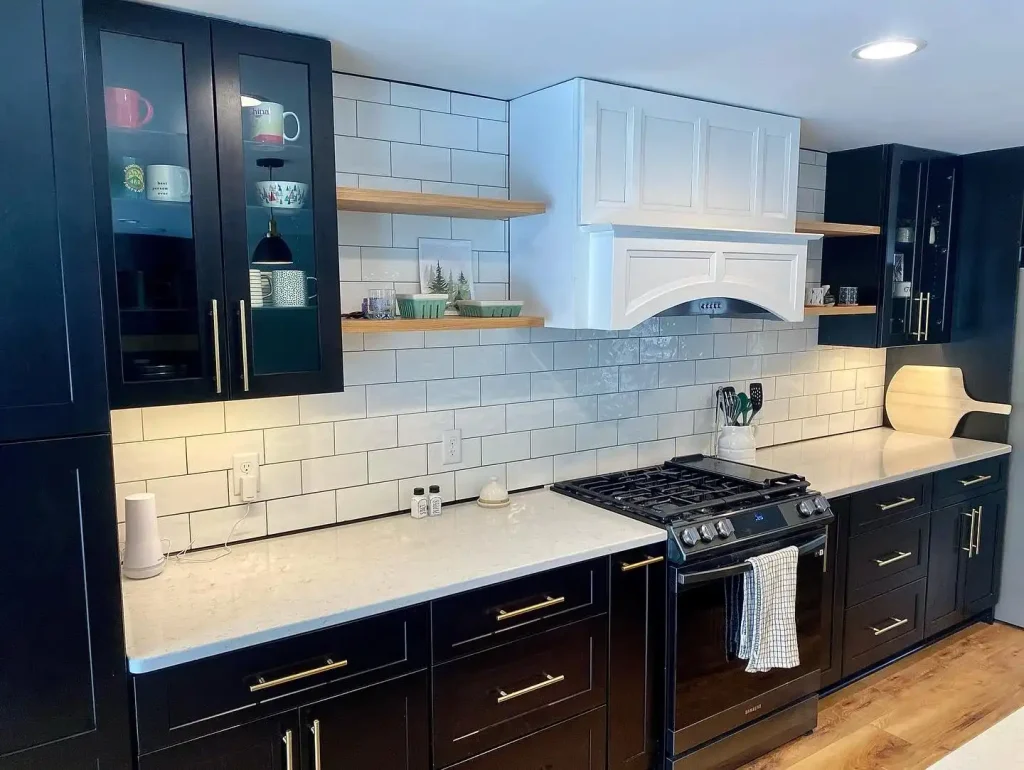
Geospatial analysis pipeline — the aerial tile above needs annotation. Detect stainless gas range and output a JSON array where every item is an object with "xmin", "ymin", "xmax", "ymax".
[{"xmin": 553, "ymin": 454, "xmax": 834, "ymax": 769}]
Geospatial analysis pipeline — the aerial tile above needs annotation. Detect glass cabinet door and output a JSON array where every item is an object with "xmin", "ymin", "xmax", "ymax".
[
  {"xmin": 919, "ymin": 158, "xmax": 958, "ymax": 344},
  {"xmin": 86, "ymin": 3, "xmax": 226, "ymax": 407},
  {"xmin": 213, "ymin": 23, "xmax": 342, "ymax": 398},
  {"xmin": 886, "ymin": 159, "xmax": 925, "ymax": 345}
]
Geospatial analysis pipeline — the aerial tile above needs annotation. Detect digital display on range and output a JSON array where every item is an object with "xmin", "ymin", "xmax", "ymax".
[{"xmin": 731, "ymin": 506, "xmax": 787, "ymax": 537}]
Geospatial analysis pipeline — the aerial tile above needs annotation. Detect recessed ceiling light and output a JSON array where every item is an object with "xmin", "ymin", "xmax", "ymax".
[{"xmin": 852, "ymin": 38, "xmax": 926, "ymax": 60}]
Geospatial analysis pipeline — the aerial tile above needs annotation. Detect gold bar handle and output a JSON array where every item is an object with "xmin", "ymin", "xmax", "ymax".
[
  {"xmin": 962, "ymin": 509, "xmax": 977, "ymax": 557},
  {"xmin": 249, "ymin": 658, "xmax": 348, "ymax": 692},
  {"xmin": 877, "ymin": 496, "xmax": 915, "ymax": 511},
  {"xmin": 959, "ymin": 474, "xmax": 993, "ymax": 487},
  {"xmin": 874, "ymin": 550, "xmax": 912, "ymax": 567},
  {"xmin": 974, "ymin": 505, "xmax": 984, "ymax": 556},
  {"xmin": 496, "ymin": 595, "xmax": 565, "ymax": 622},
  {"xmin": 211, "ymin": 299, "xmax": 222, "ymax": 394},
  {"xmin": 923, "ymin": 292, "xmax": 931, "ymax": 341},
  {"xmin": 620, "ymin": 555, "xmax": 665, "ymax": 572},
  {"xmin": 870, "ymin": 617, "xmax": 909, "ymax": 636},
  {"xmin": 283, "ymin": 730, "xmax": 294, "ymax": 770},
  {"xmin": 912, "ymin": 293, "xmax": 925, "ymax": 340},
  {"xmin": 497, "ymin": 673, "xmax": 565, "ymax": 704},
  {"xmin": 239, "ymin": 299, "xmax": 250, "ymax": 391},
  {"xmin": 310, "ymin": 719, "xmax": 322, "ymax": 770}
]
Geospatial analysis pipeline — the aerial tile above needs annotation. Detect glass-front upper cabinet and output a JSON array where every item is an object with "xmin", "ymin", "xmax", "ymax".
[
  {"xmin": 85, "ymin": 2, "xmax": 227, "ymax": 407},
  {"xmin": 213, "ymin": 22, "xmax": 342, "ymax": 399},
  {"xmin": 887, "ymin": 159, "xmax": 924, "ymax": 345}
]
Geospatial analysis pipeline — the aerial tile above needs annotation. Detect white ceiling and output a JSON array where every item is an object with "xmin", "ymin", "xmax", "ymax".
[{"xmin": 150, "ymin": 0, "xmax": 1024, "ymax": 154}]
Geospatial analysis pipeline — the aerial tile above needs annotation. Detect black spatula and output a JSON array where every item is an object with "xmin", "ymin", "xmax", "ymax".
[{"xmin": 748, "ymin": 382, "xmax": 763, "ymax": 424}]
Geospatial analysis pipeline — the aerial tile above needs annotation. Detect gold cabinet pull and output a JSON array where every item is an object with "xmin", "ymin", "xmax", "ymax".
[
  {"xmin": 962, "ymin": 509, "xmax": 977, "ymax": 558},
  {"xmin": 959, "ymin": 474, "xmax": 993, "ymax": 487},
  {"xmin": 239, "ymin": 299, "xmax": 250, "ymax": 391},
  {"xmin": 211, "ymin": 299, "xmax": 222, "ymax": 394},
  {"xmin": 496, "ymin": 595, "xmax": 565, "ymax": 622},
  {"xmin": 874, "ymin": 550, "xmax": 912, "ymax": 567},
  {"xmin": 877, "ymin": 496, "xmax": 915, "ymax": 511},
  {"xmin": 870, "ymin": 617, "xmax": 909, "ymax": 636},
  {"xmin": 912, "ymin": 293, "xmax": 925, "ymax": 340},
  {"xmin": 283, "ymin": 729, "xmax": 294, "ymax": 770},
  {"xmin": 923, "ymin": 292, "xmax": 931, "ymax": 341},
  {"xmin": 497, "ymin": 673, "xmax": 565, "ymax": 704},
  {"xmin": 974, "ymin": 505, "xmax": 984, "ymax": 556},
  {"xmin": 620, "ymin": 555, "xmax": 665, "ymax": 572},
  {"xmin": 249, "ymin": 658, "xmax": 348, "ymax": 692},
  {"xmin": 310, "ymin": 719, "xmax": 322, "ymax": 770}
]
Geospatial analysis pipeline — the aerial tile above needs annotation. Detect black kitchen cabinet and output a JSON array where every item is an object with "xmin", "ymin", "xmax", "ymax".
[
  {"xmin": 138, "ymin": 712, "xmax": 299, "ymax": 770},
  {"xmin": 963, "ymin": 490, "xmax": 1006, "ymax": 615},
  {"xmin": 84, "ymin": 0, "xmax": 342, "ymax": 408},
  {"xmin": 820, "ymin": 497, "xmax": 848, "ymax": 689},
  {"xmin": 0, "ymin": 0, "xmax": 109, "ymax": 443},
  {"xmin": 0, "ymin": 435, "xmax": 129, "ymax": 769},
  {"xmin": 819, "ymin": 144, "xmax": 959, "ymax": 349},
  {"xmin": 608, "ymin": 544, "xmax": 666, "ymax": 770},
  {"xmin": 300, "ymin": 673, "xmax": 429, "ymax": 770}
]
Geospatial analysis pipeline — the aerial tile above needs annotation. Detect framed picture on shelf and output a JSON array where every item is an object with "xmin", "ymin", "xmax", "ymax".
[{"xmin": 418, "ymin": 238, "xmax": 474, "ymax": 311}]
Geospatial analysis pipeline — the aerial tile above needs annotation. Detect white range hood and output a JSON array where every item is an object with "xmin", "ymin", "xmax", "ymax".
[{"xmin": 509, "ymin": 78, "xmax": 819, "ymax": 330}]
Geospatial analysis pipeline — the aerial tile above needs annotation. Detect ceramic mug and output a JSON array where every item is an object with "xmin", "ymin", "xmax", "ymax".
[
  {"xmin": 249, "ymin": 269, "xmax": 272, "ymax": 308},
  {"xmin": 146, "ymin": 165, "xmax": 191, "ymax": 202},
  {"xmin": 105, "ymin": 87, "xmax": 153, "ymax": 129},
  {"xmin": 269, "ymin": 270, "xmax": 317, "ymax": 307},
  {"xmin": 244, "ymin": 101, "xmax": 300, "ymax": 144},
  {"xmin": 805, "ymin": 284, "xmax": 830, "ymax": 306},
  {"xmin": 255, "ymin": 180, "xmax": 308, "ymax": 209}
]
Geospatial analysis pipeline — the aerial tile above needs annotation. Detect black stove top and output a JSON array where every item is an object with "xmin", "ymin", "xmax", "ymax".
[{"xmin": 552, "ymin": 454, "xmax": 809, "ymax": 525}]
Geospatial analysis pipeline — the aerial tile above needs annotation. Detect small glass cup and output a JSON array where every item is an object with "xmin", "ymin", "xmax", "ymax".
[
  {"xmin": 368, "ymin": 288, "xmax": 396, "ymax": 319},
  {"xmin": 838, "ymin": 286, "xmax": 858, "ymax": 306}
]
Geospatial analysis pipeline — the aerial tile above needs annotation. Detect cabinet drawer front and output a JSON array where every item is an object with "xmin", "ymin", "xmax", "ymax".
[
  {"xmin": 849, "ymin": 477, "xmax": 930, "ymax": 535},
  {"xmin": 433, "ymin": 616, "xmax": 608, "ymax": 767},
  {"xmin": 847, "ymin": 512, "xmax": 930, "ymax": 606},
  {"xmin": 134, "ymin": 605, "xmax": 428, "ymax": 753},
  {"xmin": 432, "ymin": 558, "xmax": 607, "ymax": 662},
  {"xmin": 933, "ymin": 457, "xmax": 1007, "ymax": 506},
  {"xmin": 447, "ymin": 707, "xmax": 607, "ymax": 770},
  {"xmin": 842, "ymin": 579, "xmax": 925, "ymax": 678}
]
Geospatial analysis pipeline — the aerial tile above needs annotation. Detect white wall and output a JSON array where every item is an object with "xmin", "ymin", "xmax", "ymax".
[{"xmin": 108, "ymin": 76, "xmax": 883, "ymax": 552}]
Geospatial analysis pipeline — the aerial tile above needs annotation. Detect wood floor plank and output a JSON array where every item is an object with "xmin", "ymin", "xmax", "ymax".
[{"xmin": 741, "ymin": 622, "xmax": 1024, "ymax": 769}]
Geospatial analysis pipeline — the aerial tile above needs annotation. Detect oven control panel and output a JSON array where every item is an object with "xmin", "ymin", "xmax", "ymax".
[{"xmin": 673, "ymin": 494, "xmax": 832, "ymax": 558}]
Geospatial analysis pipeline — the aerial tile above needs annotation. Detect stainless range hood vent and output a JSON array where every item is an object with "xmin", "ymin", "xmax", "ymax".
[{"xmin": 659, "ymin": 298, "xmax": 777, "ymax": 319}]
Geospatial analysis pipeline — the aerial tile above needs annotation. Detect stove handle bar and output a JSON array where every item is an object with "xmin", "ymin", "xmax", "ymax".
[{"xmin": 677, "ymin": 534, "xmax": 827, "ymax": 586}]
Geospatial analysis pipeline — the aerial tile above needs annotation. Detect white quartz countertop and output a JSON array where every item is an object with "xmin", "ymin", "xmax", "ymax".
[
  {"xmin": 122, "ymin": 488, "xmax": 665, "ymax": 674},
  {"xmin": 752, "ymin": 428, "xmax": 1010, "ymax": 498}
]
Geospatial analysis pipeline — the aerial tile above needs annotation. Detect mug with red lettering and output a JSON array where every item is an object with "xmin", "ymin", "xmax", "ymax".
[
  {"xmin": 105, "ymin": 87, "xmax": 153, "ymax": 129},
  {"xmin": 244, "ymin": 101, "xmax": 300, "ymax": 144}
]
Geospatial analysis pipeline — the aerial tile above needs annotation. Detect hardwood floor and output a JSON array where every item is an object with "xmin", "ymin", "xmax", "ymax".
[{"xmin": 742, "ymin": 622, "xmax": 1024, "ymax": 769}]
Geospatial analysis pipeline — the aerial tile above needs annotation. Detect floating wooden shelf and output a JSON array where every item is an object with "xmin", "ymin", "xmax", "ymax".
[
  {"xmin": 342, "ymin": 316, "xmax": 545, "ymax": 333},
  {"xmin": 335, "ymin": 187, "xmax": 546, "ymax": 220},
  {"xmin": 796, "ymin": 220, "xmax": 881, "ymax": 237},
  {"xmin": 804, "ymin": 305, "xmax": 877, "ymax": 316}
]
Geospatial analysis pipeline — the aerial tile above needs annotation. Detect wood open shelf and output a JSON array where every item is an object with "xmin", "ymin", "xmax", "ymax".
[
  {"xmin": 796, "ymin": 220, "xmax": 881, "ymax": 237},
  {"xmin": 336, "ymin": 187, "xmax": 546, "ymax": 220},
  {"xmin": 804, "ymin": 305, "xmax": 877, "ymax": 316},
  {"xmin": 342, "ymin": 316, "xmax": 545, "ymax": 333}
]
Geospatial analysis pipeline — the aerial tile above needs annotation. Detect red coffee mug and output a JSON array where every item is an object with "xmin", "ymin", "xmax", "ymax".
[{"xmin": 105, "ymin": 87, "xmax": 153, "ymax": 129}]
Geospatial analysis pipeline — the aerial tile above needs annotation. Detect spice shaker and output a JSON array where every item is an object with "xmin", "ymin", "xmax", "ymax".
[
  {"xmin": 428, "ymin": 485, "xmax": 442, "ymax": 516},
  {"xmin": 410, "ymin": 487, "xmax": 428, "ymax": 519}
]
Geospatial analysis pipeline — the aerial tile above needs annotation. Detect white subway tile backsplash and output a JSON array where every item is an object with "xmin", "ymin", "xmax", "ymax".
[
  {"xmin": 333, "ymin": 98, "xmax": 356, "ymax": 135},
  {"xmin": 300, "ymin": 388, "xmax": 366, "ymax": 423},
  {"xmin": 455, "ymin": 464, "xmax": 506, "ymax": 500},
  {"xmin": 427, "ymin": 377, "xmax": 480, "ymax": 411},
  {"xmin": 421, "ymin": 111, "xmax": 477, "ymax": 150},
  {"xmin": 476, "ymin": 251, "xmax": 510, "ymax": 282},
  {"xmin": 264, "ymin": 423, "xmax": 335, "ymax": 464},
  {"xmin": 333, "ymin": 73, "xmax": 390, "ymax": 103},
  {"xmin": 599, "ymin": 338, "xmax": 639, "ymax": 366},
  {"xmin": 391, "ymin": 142, "xmax": 450, "ymax": 182},
  {"xmin": 530, "ymin": 426, "xmax": 576, "ymax": 457},
  {"xmin": 456, "ymin": 405, "xmax": 506, "ymax": 438},
  {"xmin": 451, "ymin": 93, "xmax": 506, "ymax": 121},
  {"xmin": 228, "ymin": 461, "xmax": 301, "ymax": 505},
  {"xmin": 577, "ymin": 367, "xmax": 619, "ymax": 396},
  {"xmin": 268, "ymin": 491, "xmax": 337, "ymax": 535},
  {"xmin": 554, "ymin": 450, "xmax": 597, "ymax": 482},
  {"xmin": 507, "ymin": 400, "xmax": 554, "ymax": 432},
  {"xmin": 400, "ymin": 472, "xmax": 457, "ymax": 504},
  {"xmin": 659, "ymin": 361, "xmax": 696, "ymax": 388},
  {"xmin": 398, "ymin": 410, "xmax": 454, "ymax": 445},
  {"xmin": 660, "ymin": 317, "xmax": 698, "ymax": 336},
  {"xmin": 454, "ymin": 345, "xmax": 505, "ymax": 377},
  {"xmin": 531, "ymin": 371, "xmax": 577, "ymax": 400},
  {"xmin": 113, "ymin": 439, "xmax": 186, "ymax": 483},
  {"xmin": 598, "ymin": 392, "xmax": 638, "ymax": 420},
  {"xmin": 477, "ymin": 119, "xmax": 508, "ymax": 154},
  {"xmin": 619, "ymin": 364, "xmax": 660, "ymax": 392},
  {"xmin": 480, "ymin": 373, "xmax": 531, "ymax": 405},
  {"xmin": 617, "ymin": 416, "xmax": 658, "ymax": 445},
  {"xmin": 506, "ymin": 343, "xmax": 553, "ymax": 373},
  {"xmin": 337, "ymin": 481, "xmax": 400, "ymax": 522},
  {"xmin": 829, "ymin": 411, "xmax": 856, "ymax": 435},
  {"xmin": 366, "ymin": 381, "xmax": 426, "ymax": 417},
  {"xmin": 148, "ymin": 471, "xmax": 228, "ymax": 517},
  {"xmin": 343, "ymin": 350, "xmax": 397, "ymax": 385},
  {"xmin": 508, "ymin": 457, "xmax": 553, "ymax": 490},
  {"xmin": 639, "ymin": 388, "xmax": 677, "ymax": 416},
  {"xmin": 451, "ymin": 149, "xmax": 506, "ymax": 186},
  {"xmin": 478, "ymin": 186, "xmax": 509, "ymax": 199},
  {"xmin": 554, "ymin": 396, "xmax": 598, "ymax": 426},
  {"xmin": 335, "ymin": 135, "xmax": 391, "ymax": 176},
  {"xmin": 190, "ymin": 503, "xmax": 267, "ymax": 548},
  {"xmin": 397, "ymin": 347, "xmax": 453, "ymax": 381},
  {"xmin": 482, "ymin": 431, "xmax": 531, "ymax": 464},
  {"xmin": 338, "ymin": 211, "xmax": 393, "ymax": 247},
  {"xmin": 357, "ymin": 101, "xmax": 420, "ymax": 143},
  {"xmin": 638, "ymin": 439, "xmax": 675, "ymax": 466},
  {"xmin": 658, "ymin": 411, "xmax": 695, "ymax": 439},
  {"xmin": 553, "ymin": 341, "xmax": 598, "ymax": 371},
  {"xmin": 363, "ymin": 331, "xmax": 425, "ymax": 351},
  {"xmin": 392, "ymin": 213, "xmax": 451, "ymax": 247},
  {"xmin": 576, "ymin": 421, "xmax": 618, "ymax": 451},
  {"xmin": 334, "ymin": 415, "xmax": 398, "ymax": 453},
  {"xmin": 186, "ymin": 430, "xmax": 264, "ymax": 473},
  {"xmin": 479, "ymin": 328, "xmax": 530, "ymax": 344},
  {"xmin": 367, "ymin": 445, "xmax": 426, "ymax": 483},
  {"xmin": 639, "ymin": 337, "xmax": 679, "ymax": 363},
  {"xmin": 302, "ymin": 452, "xmax": 368, "ymax": 493},
  {"xmin": 390, "ymin": 82, "xmax": 450, "ymax": 112},
  {"xmin": 451, "ymin": 217, "xmax": 505, "ymax": 251},
  {"xmin": 676, "ymin": 384, "xmax": 714, "ymax": 411},
  {"xmin": 801, "ymin": 415, "xmax": 830, "ymax": 440},
  {"xmin": 360, "ymin": 247, "xmax": 420, "ymax": 282},
  {"xmin": 597, "ymin": 444, "xmax": 638, "ymax": 474},
  {"xmin": 111, "ymin": 409, "xmax": 143, "ymax": 444},
  {"xmin": 427, "ymin": 436, "xmax": 481, "ymax": 474},
  {"xmin": 142, "ymin": 402, "xmax": 224, "ymax": 440},
  {"xmin": 531, "ymin": 328, "xmax": 575, "ymax": 342}
]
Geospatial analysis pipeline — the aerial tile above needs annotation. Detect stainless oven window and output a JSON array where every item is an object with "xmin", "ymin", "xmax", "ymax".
[{"xmin": 668, "ymin": 530, "xmax": 827, "ymax": 756}]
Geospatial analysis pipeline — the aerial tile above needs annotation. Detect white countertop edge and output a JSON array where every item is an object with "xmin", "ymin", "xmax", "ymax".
[
  {"xmin": 126, "ymin": 528, "xmax": 666, "ymax": 674},
  {"xmin": 819, "ymin": 443, "xmax": 1011, "ymax": 498}
]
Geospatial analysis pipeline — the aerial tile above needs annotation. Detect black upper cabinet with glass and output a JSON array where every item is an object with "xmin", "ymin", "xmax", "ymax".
[
  {"xmin": 84, "ymin": 0, "xmax": 342, "ymax": 408},
  {"xmin": 818, "ymin": 144, "xmax": 960, "ymax": 349}
]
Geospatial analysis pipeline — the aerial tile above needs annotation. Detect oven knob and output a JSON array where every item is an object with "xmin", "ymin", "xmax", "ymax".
[
  {"xmin": 814, "ymin": 496, "xmax": 830, "ymax": 515},
  {"xmin": 681, "ymin": 527, "xmax": 700, "ymax": 547},
  {"xmin": 699, "ymin": 523, "xmax": 715, "ymax": 543},
  {"xmin": 716, "ymin": 519, "xmax": 734, "ymax": 538},
  {"xmin": 798, "ymin": 500, "xmax": 813, "ymax": 518}
]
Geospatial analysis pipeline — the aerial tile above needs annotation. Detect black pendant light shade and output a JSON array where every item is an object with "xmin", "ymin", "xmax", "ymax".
[{"xmin": 252, "ymin": 158, "xmax": 293, "ymax": 266}]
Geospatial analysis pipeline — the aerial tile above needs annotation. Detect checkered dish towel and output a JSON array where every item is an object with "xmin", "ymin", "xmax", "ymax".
[{"xmin": 737, "ymin": 546, "xmax": 800, "ymax": 673}]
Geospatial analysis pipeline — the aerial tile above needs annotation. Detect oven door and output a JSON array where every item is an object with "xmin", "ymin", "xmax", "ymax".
[{"xmin": 666, "ymin": 526, "xmax": 828, "ymax": 758}]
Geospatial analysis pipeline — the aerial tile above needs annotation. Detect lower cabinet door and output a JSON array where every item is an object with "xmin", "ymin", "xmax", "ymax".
[
  {"xmin": 447, "ymin": 708, "xmax": 607, "ymax": 770},
  {"xmin": 924, "ymin": 502, "xmax": 969, "ymax": 637},
  {"xmin": 300, "ymin": 672, "xmax": 429, "ymax": 770},
  {"xmin": 138, "ymin": 713, "xmax": 299, "ymax": 770},
  {"xmin": 964, "ymin": 491, "xmax": 1006, "ymax": 615}
]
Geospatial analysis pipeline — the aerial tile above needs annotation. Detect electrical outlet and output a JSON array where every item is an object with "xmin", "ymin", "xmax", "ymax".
[
  {"xmin": 232, "ymin": 452, "xmax": 260, "ymax": 501},
  {"xmin": 855, "ymin": 380, "xmax": 867, "ymax": 406},
  {"xmin": 442, "ymin": 429, "xmax": 462, "ymax": 465}
]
